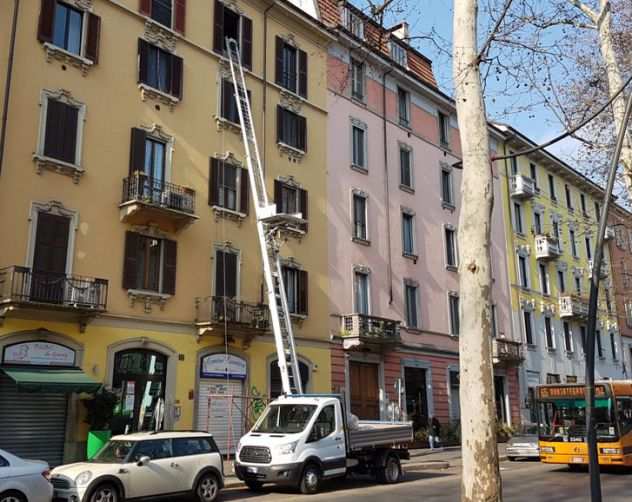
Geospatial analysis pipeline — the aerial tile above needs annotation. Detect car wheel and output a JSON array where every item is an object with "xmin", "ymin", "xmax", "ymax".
[
  {"xmin": 508, "ymin": 457, "xmax": 516, "ymax": 462},
  {"xmin": 196, "ymin": 472, "xmax": 220, "ymax": 502},
  {"xmin": 379, "ymin": 455, "xmax": 402, "ymax": 484},
  {"xmin": 0, "ymin": 490, "xmax": 26, "ymax": 502},
  {"xmin": 245, "ymin": 480, "xmax": 263, "ymax": 491},
  {"xmin": 88, "ymin": 483, "xmax": 120, "ymax": 502},
  {"xmin": 300, "ymin": 464, "xmax": 321, "ymax": 495}
]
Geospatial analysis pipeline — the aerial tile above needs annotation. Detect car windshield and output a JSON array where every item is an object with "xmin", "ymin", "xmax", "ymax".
[
  {"xmin": 253, "ymin": 404, "xmax": 317, "ymax": 434},
  {"xmin": 91, "ymin": 440, "xmax": 134, "ymax": 463},
  {"xmin": 538, "ymin": 398, "xmax": 617, "ymax": 441}
]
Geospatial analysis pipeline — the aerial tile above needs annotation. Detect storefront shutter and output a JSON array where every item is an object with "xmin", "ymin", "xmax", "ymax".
[
  {"xmin": 241, "ymin": 17, "xmax": 253, "ymax": 69},
  {"xmin": 298, "ymin": 49, "xmax": 308, "ymax": 98},
  {"xmin": 171, "ymin": 54, "xmax": 183, "ymax": 99},
  {"xmin": 299, "ymin": 188, "xmax": 308, "ymax": 232},
  {"xmin": 209, "ymin": 158, "xmax": 220, "ymax": 206},
  {"xmin": 162, "ymin": 239, "xmax": 177, "ymax": 295},
  {"xmin": 129, "ymin": 128, "xmax": 147, "ymax": 175},
  {"xmin": 212, "ymin": 0, "xmax": 225, "ymax": 53},
  {"xmin": 37, "ymin": 0, "xmax": 56, "ymax": 43},
  {"xmin": 138, "ymin": 39, "xmax": 149, "ymax": 84},
  {"xmin": 174, "ymin": 0, "xmax": 186, "ymax": 34},
  {"xmin": 197, "ymin": 378, "xmax": 244, "ymax": 454},
  {"xmin": 122, "ymin": 231, "xmax": 140, "ymax": 290},
  {"xmin": 275, "ymin": 37, "xmax": 283, "ymax": 85},
  {"xmin": 239, "ymin": 169, "xmax": 249, "ymax": 215},
  {"xmin": 298, "ymin": 270, "xmax": 308, "ymax": 315},
  {"xmin": 85, "ymin": 13, "xmax": 101, "ymax": 64},
  {"xmin": 274, "ymin": 179, "xmax": 283, "ymax": 213},
  {"xmin": 139, "ymin": 0, "xmax": 152, "ymax": 16}
]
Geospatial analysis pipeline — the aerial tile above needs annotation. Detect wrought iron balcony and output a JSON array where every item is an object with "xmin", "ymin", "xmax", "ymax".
[
  {"xmin": 510, "ymin": 175, "xmax": 536, "ymax": 199},
  {"xmin": 119, "ymin": 173, "xmax": 198, "ymax": 232},
  {"xmin": 0, "ymin": 266, "xmax": 108, "ymax": 331},
  {"xmin": 195, "ymin": 296, "xmax": 270, "ymax": 338},
  {"xmin": 559, "ymin": 295, "xmax": 589, "ymax": 319},
  {"xmin": 535, "ymin": 234, "xmax": 561, "ymax": 260},
  {"xmin": 492, "ymin": 339, "xmax": 524, "ymax": 367},
  {"xmin": 341, "ymin": 314, "xmax": 401, "ymax": 349}
]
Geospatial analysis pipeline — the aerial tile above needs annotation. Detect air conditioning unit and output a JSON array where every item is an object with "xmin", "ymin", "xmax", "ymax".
[{"xmin": 67, "ymin": 283, "xmax": 97, "ymax": 308}]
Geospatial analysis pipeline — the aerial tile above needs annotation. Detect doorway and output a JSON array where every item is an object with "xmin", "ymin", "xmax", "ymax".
[
  {"xmin": 349, "ymin": 361, "xmax": 380, "ymax": 419},
  {"xmin": 404, "ymin": 366, "xmax": 428, "ymax": 430},
  {"xmin": 494, "ymin": 375, "xmax": 508, "ymax": 424}
]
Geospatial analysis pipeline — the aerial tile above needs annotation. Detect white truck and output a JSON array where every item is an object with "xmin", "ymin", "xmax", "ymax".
[{"xmin": 234, "ymin": 394, "xmax": 413, "ymax": 494}]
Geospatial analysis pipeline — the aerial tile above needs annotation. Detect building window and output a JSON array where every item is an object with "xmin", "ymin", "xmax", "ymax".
[
  {"xmin": 209, "ymin": 158, "xmax": 249, "ymax": 215},
  {"xmin": 585, "ymin": 236, "xmax": 592, "ymax": 261},
  {"xmin": 445, "ymin": 227, "xmax": 457, "ymax": 268},
  {"xmin": 575, "ymin": 275, "xmax": 582, "ymax": 295},
  {"xmin": 544, "ymin": 317, "xmax": 554, "ymax": 349},
  {"xmin": 570, "ymin": 229, "xmax": 578, "ymax": 257},
  {"xmin": 552, "ymin": 220, "xmax": 561, "ymax": 244},
  {"xmin": 53, "ymin": 2, "xmax": 83, "ymax": 55},
  {"xmin": 275, "ymin": 37, "xmax": 308, "ymax": 98},
  {"xmin": 39, "ymin": 94, "xmax": 83, "ymax": 166},
  {"xmin": 563, "ymin": 322, "xmax": 573, "ymax": 352},
  {"xmin": 122, "ymin": 232, "xmax": 177, "ymax": 294},
  {"xmin": 277, "ymin": 106, "xmax": 307, "ymax": 151},
  {"xmin": 510, "ymin": 155, "xmax": 518, "ymax": 176},
  {"xmin": 438, "ymin": 112, "xmax": 449, "ymax": 147},
  {"xmin": 391, "ymin": 41, "xmax": 408, "ymax": 67},
  {"xmin": 400, "ymin": 147, "xmax": 413, "ymax": 189},
  {"xmin": 523, "ymin": 310, "xmax": 534, "ymax": 345},
  {"xmin": 557, "ymin": 269, "xmax": 566, "ymax": 293},
  {"xmin": 150, "ymin": 0, "xmax": 172, "ymax": 28},
  {"xmin": 397, "ymin": 87, "xmax": 410, "ymax": 127},
  {"xmin": 351, "ymin": 123, "xmax": 366, "ymax": 170},
  {"xmin": 402, "ymin": 212, "xmax": 415, "ymax": 257},
  {"xmin": 518, "ymin": 255, "xmax": 529, "ymax": 288},
  {"xmin": 548, "ymin": 174, "xmax": 556, "ymax": 201},
  {"xmin": 351, "ymin": 59, "xmax": 364, "ymax": 101},
  {"xmin": 530, "ymin": 163, "xmax": 538, "ymax": 189},
  {"xmin": 610, "ymin": 332, "xmax": 618, "ymax": 360},
  {"xmin": 565, "ymin": 184, "xmax": 573, "ymax": 210},
  {"xmin": 274, "ymin": 180, "xmax": 308, "ymax": 231},
  {"xmin": 214, "ymin": 248, "xmax": 238, "ymax": 299},
  {"xmin": 546, "ymin": 373, "xmax": 561, "ymax": 384},
  {"xmin": 605, "ymin": 289, "xmax": 613, "ymax": 313},
  {"xmin": 441, "ymin": 167, "xmax": 454, "ymax": 206},
  {"xmin": 594, "ymin": 201, "xmax": 601, "ymax": 220},
  {"xmin": 491, "ymin": 304, "xmax": 498, "ymax": 338},
  {"xmin": 269, "ymin": 359, "xmax": 309, "ymax": 399},
  {"xmin": 449, "ymin": 294, "xmax": 460, "ymax": 336},
  {"xmin": 281, "ymin": 266, "xmax": 308, "ymax": 315},
  {"xmin": 580, "ymin": 193, "xmax": 588, "ymax": 216},
  {"xmin": 580, "ymin": 325, "xmax": 587, "ymax": 351},
  {"xmin": 213, "ymin": 1, "xmax": 252, "ymax": 67},
  {"xmin": 625, "ymin": 302, "xmax": 632, "ymax": 328},
  {"xmin": 596, "ymin": 329, "xmax": 603, "ymax": 358},
  {"xmin": 534, "ymin": 212, "xmax": 543, "ymax": 235},
  {"xmin": 405, "ymin": 283, "xmax": 419, "ymax": 328},
  {"xmin": 138, "ymin": 40, "xmax": 183, "ymax": 99},
  {"xmin": 539, "ymin": 264, "xmax": 549, "ymax": 295},
  {"xmin": 342, "ymin": 6, "xmax": 364, "ymax": 39},
  {"xmin": 513, "ymin": 202, "xmax": 523, "ymax": 234},
  {"xmin": 220, "ymin": 79, "xmax": 251, "ymax": 124},
  {"xmin": 352, "ymin": 193, "xmax": 368, "ymax": 241},
  {"xmin": 354, "ymin": 271, "xmax": 370, "ymax": 315}
]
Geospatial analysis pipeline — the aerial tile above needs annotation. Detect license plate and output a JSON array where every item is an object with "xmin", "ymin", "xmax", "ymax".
[
  {"xmin": 247, "ymin": 466, "xmax": 258, "ymax": 473},
  {"xmin": 572, "ymin": 456, "xmax": 584, "ymax": 463}
]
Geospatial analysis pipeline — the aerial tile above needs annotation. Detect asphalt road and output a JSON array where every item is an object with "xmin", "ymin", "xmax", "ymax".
[{"xmin": 219, "ymin": 460, "xmax": 632, "ymax": 501}]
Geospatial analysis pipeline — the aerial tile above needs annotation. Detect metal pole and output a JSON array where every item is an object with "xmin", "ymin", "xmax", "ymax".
[{"xmin": 586, "ymin": 89, "xmax": 632, "ymax": 502}]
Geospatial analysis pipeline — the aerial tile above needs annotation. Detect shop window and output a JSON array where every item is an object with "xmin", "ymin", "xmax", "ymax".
[
  {"xmin": 269, "ymin": 359, "xmax": 310, "ymax": 398},
  {"xmin": 405, "ymin": 366, "xmax": 428, "ymax": 430}
]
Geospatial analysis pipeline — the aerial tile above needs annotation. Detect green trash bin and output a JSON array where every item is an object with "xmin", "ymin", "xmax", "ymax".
[{"xmin": 87, "ymin": 430, "xmax": 112, "ymax": 459}]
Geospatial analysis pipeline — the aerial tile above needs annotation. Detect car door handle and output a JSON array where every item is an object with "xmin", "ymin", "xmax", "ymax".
[
  {"xmin": 170, "ymin": 462, "xmax": 179, "ymax": 468},
  {"xmin": 335, "ymin": 437, "xmax": 343, "ymax": 441},
  {"xmin": 118, "ymin": 468, "xmax": 129, "ymax": 474}
]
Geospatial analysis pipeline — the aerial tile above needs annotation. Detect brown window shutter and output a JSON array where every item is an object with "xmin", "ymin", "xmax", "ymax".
[
  {"xmin": 138, "ymin": 39, "xmax": 149, "ymax": 84},
  {"xmin": 298, "ymin": 49, "xmax": 308, "ymax": 99},
  {"xmin": 85, "ymin": 13, "xmax": 101, "ymax": 64},
  {"xmin": 298, "ymin": 270, "xmax": 308, "ymax": 315},
  {"xmin": 274, "ymin": 179, "xmax": 282, "ymax": 213},
  {"xmin": 61, "ymin": 104, "xmax": 79, "ymax": 164},
  {"xmin": 174, "ymin": 0, "xmax": 186, "ymax": 34},
  {"xmin": 276, "ymin": 105, "xmax": 284, "ymax": 144},
  {"xmin": 240, "ymin": 169, "xmax": 249, "ymax": 215},
  {"xmin": 122, "ymin": 231, "xmax": 140, "ymax": 290},
  {"xmin": 139, "ymin": 0, "xmax": 152, "ymax": 16},
  {"xmin": 38, "ymin": 0, "xmax": 56, "ymax": 43},
  {"xmin": 225, "ymin": 252, "xmax": 238, "ymax": 298},
  {"xmin": 209, "ymin": 158, "xmax": 220, "ymax": 206},
  {"xmin": 241, "ymin": 17, "xmax": 253, "ymax": 69},
  {"xmin": 171, "ymin": 54, "xmax": 183, "ymax": 99},
  {"xmin": 214, "ymin": 250, "xmax": 225, "ymax": 296},
  {"xmin": 129, "ymin": 128, "xmax": 147, "ymax": 175},
  {"xmin": 213, "ymin": 0, "xmax": 225, "ymax": 53},
  {"xmin": 297, "ymin": 115, "xmax": 307, "ymax": 151},
  {"xmin": 220, "ymin": 79, "xmax": 231, "ymax": 119},
  {"xmin": 275, "ymin": 37, "xmax": 283, "ymax": 85},
  {"xmin": 299, "ymin": 188, "xmax": 308, "ymax": 232},
  {"xmin": 43, "ymin": 99, "xmax": 64, "ymax": 160},
  {"xmin": 162, "ymin": 239, "xmax": 177, "ymax": 295}
]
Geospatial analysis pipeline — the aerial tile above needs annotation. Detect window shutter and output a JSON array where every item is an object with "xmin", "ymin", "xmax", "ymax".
[
  {"xmin": 139, "ymin": 0, "xmax": 152, "ymax": 15},
  {"xmin": 214, "ymin": 250, "xmax": 225, "ymax": 296},
  {"xmin": 213, "ymin": 0, "xmax": 225, "ymax": 53},
  {"xmin": 122, "ymin": 231, "xmax": 140, "ymax": 290},
  {"xmin": 276, "ymin": 105, "xmax": 284, "ymax": 144},
  {"xmin": 162, "ymin": 239, "xmax": 177, "ymax": 295},
  {"xmin": 275, "ymin": 37, "xmax": 283, "ymax": 85},
  {"xmin": 220, "ymin": 79, "xmax": 231, "ymax": 119},
  {"xmin": 241, "ymin": 17, "xmax": 253, "ymax": 69},
  {"xmin": 43, "ymin": 99, "xmax": 64, "ymax": 160},
  {"xmin": 171, "ymin": 54, "xmax": 183, "ymax": 99},
  {"xmin": 209, "ymin": 158, "xmax": 220, "ymax": 206},
  {"xmin": 274, "ymin": 180, "xmax": 283, "ymax": 213},
  {"xmin": 298, "ymin": 270, "xmax": 308, "ymax": 315},
  {"xmin": 297, "ymin": 115, "xmax": 307, "ymax": 151},
  {"xmin": 61, "ymin": 104, "xmax": 79, "ymax": 164},
  {"xmin": 174, "ymin": 0, "xmax": 186, "ymax": 35},
  {"xmin": 299, "ymin": 188, "xmax": 308, "ymax": 232},
  {"xmin": 129, "ymin": 128, "xmax": 147, "ymax": 175},
  {"xmin": 240, "ymin": 169, "xmax": 249, "ymax": 215},
  {"xmin": 225, "ymin": 252, "xmax": 238, "ymax": 298},
  {"xmin": 85, "ymin": 13, "xmax": 102, "ymax": 64},
  {"xmin": 37, "ymin": 0, "xmax": 56, "ymax": 43},
  {"xmin": 138, "ymin": 39, "xmax": 149, "ymax": 84},
  {"xmin": 298, "ymin": 49, "xmax": 308, "ymax": 98}
]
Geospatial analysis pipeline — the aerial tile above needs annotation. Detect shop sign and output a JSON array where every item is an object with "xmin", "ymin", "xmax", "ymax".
[
  {"xmin": 2, "ymin": 341, "xmax": 76, "ymax": 366},
  {"xmin": 201, "ymin": 354, "xmax": 247, "ymax": 379}
]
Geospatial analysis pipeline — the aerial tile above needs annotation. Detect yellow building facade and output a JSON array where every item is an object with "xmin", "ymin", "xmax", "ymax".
[
  {"xmin": 495, "ymin": 125, "xmax": 624, "ymax": 424},
  {"xmin": 0, "ymin": 0, "xmax": 331, "ymax": 464}
]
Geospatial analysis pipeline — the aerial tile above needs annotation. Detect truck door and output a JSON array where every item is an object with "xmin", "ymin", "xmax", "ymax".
[{"xmin": 306, "ymin": 404, "xmax": 346, "ymax": 476}]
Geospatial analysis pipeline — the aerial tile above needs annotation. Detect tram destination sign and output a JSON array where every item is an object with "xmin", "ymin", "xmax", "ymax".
[{"xmin": 538, "ymin": 385, "xmax": 607, "ymax": 399}]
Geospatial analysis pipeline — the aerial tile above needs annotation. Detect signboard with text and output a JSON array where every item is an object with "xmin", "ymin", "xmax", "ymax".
[
  {"xmin": 200, "ymin": 354, "xmax": 247, "ymax": 380},
  {"xmin": 538, "ymin": 384, "xmax": 607, "ymax": 400},
  {"xmin": 2, "ymin": 341, "xmax": 76, "ymax": 366}
]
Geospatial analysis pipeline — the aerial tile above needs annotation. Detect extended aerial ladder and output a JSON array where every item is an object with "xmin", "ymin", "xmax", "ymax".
[{"xmin": 225, "ymin": 38, "xmax": 303, "ymax": 395}]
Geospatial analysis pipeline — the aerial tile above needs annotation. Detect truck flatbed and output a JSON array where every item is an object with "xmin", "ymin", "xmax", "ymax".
[{"xmin": 349, "ymin": 421, "xmax": 413, "ymax": 450}]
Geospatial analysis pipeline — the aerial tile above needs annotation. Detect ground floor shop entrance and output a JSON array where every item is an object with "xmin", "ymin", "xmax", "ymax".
[
  {"xmin": 404, "ymin": 366, "xmax": 428, "ymax": 430},
  {"xmin": 349, "ymin": 361, "xmax": 380, "ymax": 419}
]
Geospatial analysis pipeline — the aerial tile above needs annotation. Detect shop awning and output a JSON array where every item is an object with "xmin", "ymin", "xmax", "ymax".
[{"xmin": 1, "ymin": 366, "xmax": 102, "ymax": 393}]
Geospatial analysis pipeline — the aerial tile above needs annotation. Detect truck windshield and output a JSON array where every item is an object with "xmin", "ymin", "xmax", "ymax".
[
  {"xmin": 538, "ymin": 398, "xmax": 618, "ymax": 442},
  {"xmin": 254, "ymin": 404, "xmax": 317, "ymax": 434},
  {"xmin": 90, "ymin": 440, "xmax": 134, "ymax": 463}
]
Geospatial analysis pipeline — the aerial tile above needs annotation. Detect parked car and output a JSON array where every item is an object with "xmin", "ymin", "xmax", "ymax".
[
  {"xmin": 0, "ymin": 448, "xmax": 53, "ymax": 502},
  {"xmin": 506, "ymin": 425, "xmax": 540, "ymax": 461},
  {"xmin": 50, "ymin": 432, "xmax": 223, "ymax": 502}
]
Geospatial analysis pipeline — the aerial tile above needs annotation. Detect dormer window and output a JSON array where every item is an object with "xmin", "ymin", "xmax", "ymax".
[
  {"xmin": 343, "ymin": 7, "xmax": 364, "ymax": 39},
  {"xmin": 391, "ymin": 41, "xmax": 407, "ymax": 67}
]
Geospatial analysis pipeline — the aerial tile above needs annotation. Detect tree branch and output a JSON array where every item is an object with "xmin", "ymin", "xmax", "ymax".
[{"xmin": 477, "ymin": 0, "xmax": 514, "ymax": 62}]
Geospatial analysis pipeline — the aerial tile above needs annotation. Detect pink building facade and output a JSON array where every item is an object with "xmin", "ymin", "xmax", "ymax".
[{"xmin": 323, "ymin": 2, "xmax": 521, "ymax": 434}]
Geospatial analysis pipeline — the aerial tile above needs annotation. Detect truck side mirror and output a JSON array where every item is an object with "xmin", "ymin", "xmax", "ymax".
[{"xmin": 137, "ymin": 455, "xmax": 151, "ymax": 466}]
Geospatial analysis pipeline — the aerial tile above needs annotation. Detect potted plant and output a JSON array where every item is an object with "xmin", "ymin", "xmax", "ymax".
[{"xmin": 83, "ymin": 388, "xmax": 119, "ymax": 459}]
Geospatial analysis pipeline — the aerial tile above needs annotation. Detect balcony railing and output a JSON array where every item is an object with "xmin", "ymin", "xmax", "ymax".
[
  {"xmin": 122, "ymin": 174, "xmax": 195, "ymax": 214},
  {"xmin": 559, "ymin": 295, "xmax": 589, "ymax": 319},
  {"xmin": 0, "ymin": 266, "xmax": 108, "ymax": 311},
  {"xmin": 341, "ymin": 314, "xmax": 401, "ymax": 345},
  {"xmin": 195, "ymin": 296, "xmax": 270, "ymax": 332},
  {"xmin": 510, "ymin": 175, "xmax": 536, "ymax": 199},
  {"xmin": 535, "ymin": 234, "xmax": 561, "ymax": 260},
  {"xmin": 492, "ymin": 339, "xmax": 524, "ymax": 366}
]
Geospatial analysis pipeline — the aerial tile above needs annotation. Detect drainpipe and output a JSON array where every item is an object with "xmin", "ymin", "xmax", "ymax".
[
  {"xmin": 262, "ymin": 2, "xmax": 275, "ymax": 173},
  {"xmin": 382, "ymin": 68, "xmax": 393, "ymax": 304},
  {"xmin": 0, "ymin": 0, "xmax": 20, "ymax": 176}
]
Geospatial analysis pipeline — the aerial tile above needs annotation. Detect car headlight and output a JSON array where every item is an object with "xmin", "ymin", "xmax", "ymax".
[
  {"xmin": 600, "ymin": 448, "xmax": 621, "ymax": 455},
  {"xmin": 540, "ymin": 446, "xmax": 555, "ymax": 453},
  {"xmin": 276, "ymin": 441, "xmax": 298, "ymax": 455},
  {"xmin": 75, "ymin": 471, "xmax": 93, "ymax": 486}
]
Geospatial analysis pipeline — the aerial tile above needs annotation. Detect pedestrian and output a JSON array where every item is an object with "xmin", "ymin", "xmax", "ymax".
[{"xmin": 428, "ymin": 416, "xmax": 442, "ymax": 450}]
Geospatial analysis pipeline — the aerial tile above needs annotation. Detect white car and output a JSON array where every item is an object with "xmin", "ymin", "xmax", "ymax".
[
  {"xmin": 50, "ymin": 432, "xmax": 224, "ymax": 502},
  {"xmin": 0, "ymin": 449, "xmax": 53, "ymax": 502}
]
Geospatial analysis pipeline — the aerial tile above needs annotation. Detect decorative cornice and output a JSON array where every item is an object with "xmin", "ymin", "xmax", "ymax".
[
  {"xmin": 33, "ymin": 155, "xmax": 84, "ymax": 183},
  {"xmin": 214, "ymin": 115, "xmax": 242, "ymax": 134},
  {"xmin": 139, "ymin": 84, "xmax": 179, "ymax": 111},
  {"xmin": 277, "ymin": 142, "xmax": 305, "ymax": 162},
  {"xmin": 73, "ymin": 0, "xmax": 93, "ymax": 9},
  {"xmin": 214, "ymin": 151, "xmax": 243, "ymax": 167},
  {"xmin": 128, "ymin": 290, "xmax": 170, "ymax": 314},
  {"xmin": 520, "ymin": 298, "xmax": 536, "ymax": 311},
  {"xmin": 43, "ymin": 43, "xmax": 93, "ymax": 76},
  {"xmin": 144, "ymin": 20, "xmax": 177, "ymax": 52},
  {"xmin": 211, "ymin": 206, "xmax": 246, "ymax": 225},
  {"xmin": 353, "ymin": 264, "xmax": 371, "ymax": 274},
  {"xmin": 280, "ymin": 90, "xmax": 303, "ymax": 113},
  {"xmin": 277, "ymin": 175, "xmax": 302, "ymax": 189},
  {"xmin": 219, "ymin": 0, "xmax": 244, "ymax": 15},
  {"xmin": 142, "ymin": 123, "xmax": 173, "ymax": 142},
  {"xmin": 130, "ymin": 224, "xmax": 170, "ymax": 239}
]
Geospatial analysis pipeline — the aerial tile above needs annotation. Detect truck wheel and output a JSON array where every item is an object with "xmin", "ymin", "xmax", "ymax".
[
  {"xmin": 300, "ymin": 464, "xmax": 321, "ymax": 494},
  {"xmin": 245, "ymin": 480, "xmax": 263, "ymax": 491},
  {"xmin": 379, "ymin": 454, "xmax": 402, "ymax": 484}
]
